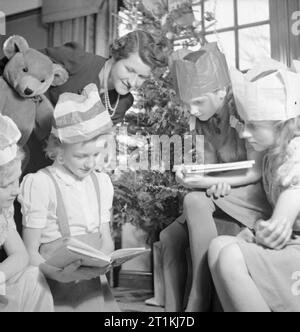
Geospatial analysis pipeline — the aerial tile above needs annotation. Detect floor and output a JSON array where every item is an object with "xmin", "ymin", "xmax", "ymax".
[{"xmin": 113, "ymin": 287, "xmax": 164, "ymax": 312}]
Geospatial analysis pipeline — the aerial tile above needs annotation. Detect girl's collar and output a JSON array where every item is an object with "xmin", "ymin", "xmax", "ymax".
[{"xmin": 51, "ymin": 161, "xmax": 88, "ymax": 186}]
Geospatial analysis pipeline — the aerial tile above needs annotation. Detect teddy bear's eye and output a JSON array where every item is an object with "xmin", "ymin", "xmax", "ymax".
[
  {"xmin": 41, "ymin": 80, "xmax": 45, "ymax": 83},
  {"xmin": 23, "ymin": 67, "xmax": 28, "ymax": 73}
]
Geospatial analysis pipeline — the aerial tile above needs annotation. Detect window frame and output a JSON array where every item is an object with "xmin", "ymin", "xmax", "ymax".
[{"xmin": 175, "ymin": 0, "xmax": 271, "ymax": 70}]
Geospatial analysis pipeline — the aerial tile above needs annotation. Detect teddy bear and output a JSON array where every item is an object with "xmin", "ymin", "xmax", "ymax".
[{"xmin": 0, "ymin": 35, "xmax": 69, "ymax": 146}]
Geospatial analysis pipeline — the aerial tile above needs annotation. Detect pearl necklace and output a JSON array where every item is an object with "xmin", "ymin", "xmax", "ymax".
[
  {"xmin": 104, "ymin": 87, "xmax": 120, "ymax": 116},
  {"xmin": 103, "ymin": 60, "xmax": 120, "ymax": 116}
]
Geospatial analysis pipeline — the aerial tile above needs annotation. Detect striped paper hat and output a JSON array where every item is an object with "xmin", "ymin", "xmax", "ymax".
[
  {"xmin": 0, "ymin": 115, "xmax": 21, "ymax": 166},
  {"xmin": 51, "ymin": 84, "xmax": 113, "ymax": 144}
]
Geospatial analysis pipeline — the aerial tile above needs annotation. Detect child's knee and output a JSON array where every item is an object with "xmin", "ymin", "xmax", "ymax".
[
  {"xmin": 208, "ymin": 236, "xmax": 232, "ymax": 269},
  {"xmin": 184, "ymin": 192, "xmax": 214, "ymax": 215},
  {"xmin": 216, "ymin": 243, "xmax": 245, "ymax": 281}
]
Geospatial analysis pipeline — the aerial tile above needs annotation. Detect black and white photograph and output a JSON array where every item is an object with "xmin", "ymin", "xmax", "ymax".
[{"xmin": 0, "ymin": 0, "xmax": 300, "ymax": 316}]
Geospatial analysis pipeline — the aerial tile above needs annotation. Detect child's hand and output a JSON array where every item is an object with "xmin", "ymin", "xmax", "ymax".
[
  {"xmin": 206, "ymin": 183, "xmax": 231, "ymax": 199},
  {"xmin": 75, "ymin": 265, "xmax": 111, "ymax": 279},
  {"xmin": 41, "ymin": 260, "xmax": 82, "ymax": 283},
  {"xmin": 255, "ymin": 218, "xmax": 293, "ymax": 250},
  {"xmin": 176, "ymin": 166, "xmax": 205, "ymax": 189},
  {"xmin": 41, "ymin": 261, "xmax": 111, "ymax": 283}
]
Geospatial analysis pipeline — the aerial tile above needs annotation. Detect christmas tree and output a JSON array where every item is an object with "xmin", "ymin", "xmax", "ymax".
[{"xmin": 112, "ymin": 0, "xmax": 216, "ymax": 243}]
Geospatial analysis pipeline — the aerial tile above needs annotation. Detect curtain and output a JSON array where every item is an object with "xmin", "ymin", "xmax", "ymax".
[{"xmin": 43, "ymin": 0, "xmax": 118, "ymax": 57}]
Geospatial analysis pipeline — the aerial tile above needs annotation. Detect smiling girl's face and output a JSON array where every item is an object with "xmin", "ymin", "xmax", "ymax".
[
  {"xmin": 59, "ymin": 138, "xmax": 105, "ymax": 179},
  {"xmin": 188, "ymin": 89, "xmax": 226, "ymax": 121}
]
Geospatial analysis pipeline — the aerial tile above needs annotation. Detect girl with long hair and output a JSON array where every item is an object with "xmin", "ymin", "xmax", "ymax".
[{"xmin": 208, "ymin": 64, "xmax": 300, "ymax": 312}]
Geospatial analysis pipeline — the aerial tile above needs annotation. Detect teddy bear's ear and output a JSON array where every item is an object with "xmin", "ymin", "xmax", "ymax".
[
  {"xmin": 52, "ymin": 63, "xmax": 69, "ymax": 86},
  {"xmin": 3, "ymin": 35, "xmax": 29, "ymax": 59}
]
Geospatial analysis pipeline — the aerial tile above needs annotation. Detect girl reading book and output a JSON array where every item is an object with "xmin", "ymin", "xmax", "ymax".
[
  {"xmin": 20, "ymin": 83, "xmax": 119, "ymax": 312},
  {"xmin": 208, "ymin": 63, "xmax": 300, "ymax": 312},
  {"xmin": 0, "ymin": 115, "xmax": 53, "ymax": 312},
  {"xmin": 160, "ymin": 43, "xmax": 272, "ymax": 312}
]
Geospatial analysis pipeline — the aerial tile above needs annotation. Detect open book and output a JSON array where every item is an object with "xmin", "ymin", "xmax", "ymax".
[
  {"xmin": 173, "ymin": 160, "xmax": 255, "ymax": 175},
  {"xmin": 46, "ymin": 237, "xmax": 151, "ymax": 269}
]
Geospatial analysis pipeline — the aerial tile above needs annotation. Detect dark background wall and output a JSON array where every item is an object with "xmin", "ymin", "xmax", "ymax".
[{"xmin": 0, "ymin": 8, "xmax": 48, "ymax": 57}]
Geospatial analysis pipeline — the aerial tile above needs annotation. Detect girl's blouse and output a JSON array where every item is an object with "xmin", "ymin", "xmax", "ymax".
[
  {"xmin": 19, "ymin": 162, "xmax": 114, "ymax": 244},
  {"xmin": 263, "ymin": 137, "xmax": 300, "ymax": 230},
  {"xmin": 0, "ymin": 207, "xmax": 16, "ymax": 247}
]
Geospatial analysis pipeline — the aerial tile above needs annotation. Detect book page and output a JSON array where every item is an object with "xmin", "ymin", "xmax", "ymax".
[
  {"xmin": 46, "ymin": 238, "xmax": 111, "ymax": 269},
  {"xmin": 46, "ymin": 241, "xmax": 150, "ymax": 269},
  {"xmin": 173, "ymin": 160, "xmax": 255, "ymax": 174},
  {"xmin": 111, "ymin": 248, "xmax": 151, "ymax": 267},
  {"xmin": 66, "ymin": 237, "xmax": 110, "ymax": 259},
  {"xmin": 67, "ymin": 245, "xmax": 110, "ymax": 263}
]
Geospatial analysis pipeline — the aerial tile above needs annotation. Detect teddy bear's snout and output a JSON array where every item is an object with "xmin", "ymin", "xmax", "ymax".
[
  {"xmin": 16, "ymin": 76, "xmax": 42, "ymax": 97},
  {"xmin": 24, "ymin": 88, "xmax": 34, "ymax": 96}
]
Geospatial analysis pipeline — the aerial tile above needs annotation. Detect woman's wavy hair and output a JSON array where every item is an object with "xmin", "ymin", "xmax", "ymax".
[
  {"xmin": 267, "ymin": 116, "xmax": 300, "ymax": 173},
  {"xmin": 110, "ymin": 30, "xmax": 168, "ymax": 69},
  {"xmin": 197, "ymin": 86, "xmax": 247, "ymax": 163}
]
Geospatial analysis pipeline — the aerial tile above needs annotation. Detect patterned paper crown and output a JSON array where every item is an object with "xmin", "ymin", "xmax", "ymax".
[
  {"xmin": 171, "ymin": 42, "xmax": 231, "ymax": 103},
  {"xmin": 0, "ymin": 115, "xmax": 21, "ymax": 166},
  {"xmin": 51, "ymin": 83, "xmax": 113, "ymax": 144},
  {"xmin": 230, "ymin": 59, "xmax": 300, "ymax": 122}
]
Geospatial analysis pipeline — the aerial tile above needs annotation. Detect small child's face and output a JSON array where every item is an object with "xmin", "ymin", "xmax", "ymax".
[
  {"xmin": 240, "ymin": 121, "xmax": 276, "ymax": 151},
  {"xmin": 0, "ymin": 161, "xmax": 21, "ymax": 210},
  {"xmin": 188, "ymin": 90, "xmax": 225, "ymax": 121},
  {"xmin": 61, "ymin": 139, "xmax": 104, "ymax": 179}
]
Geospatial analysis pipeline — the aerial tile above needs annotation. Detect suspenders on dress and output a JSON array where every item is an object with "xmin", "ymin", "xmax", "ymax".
[
  {"xmin": 40, "ymin": 169, "xmax": 120, "ymax": 312},
  {"xmin": 42, "ymin": 168, "xmax": 102, "ymax": 239}
]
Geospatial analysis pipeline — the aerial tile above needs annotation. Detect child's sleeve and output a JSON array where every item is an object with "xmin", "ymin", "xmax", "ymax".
[
  {"xmin": 97, "ymin": 173, "xmax": 114, "ymax": 225},
  {"xmin": 19, "ymin": 173, "xmax": 53, "ymax": 229},
  {"xmin": 278, "ymin": 137, "xmax": 300, "ymax": 189}
]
